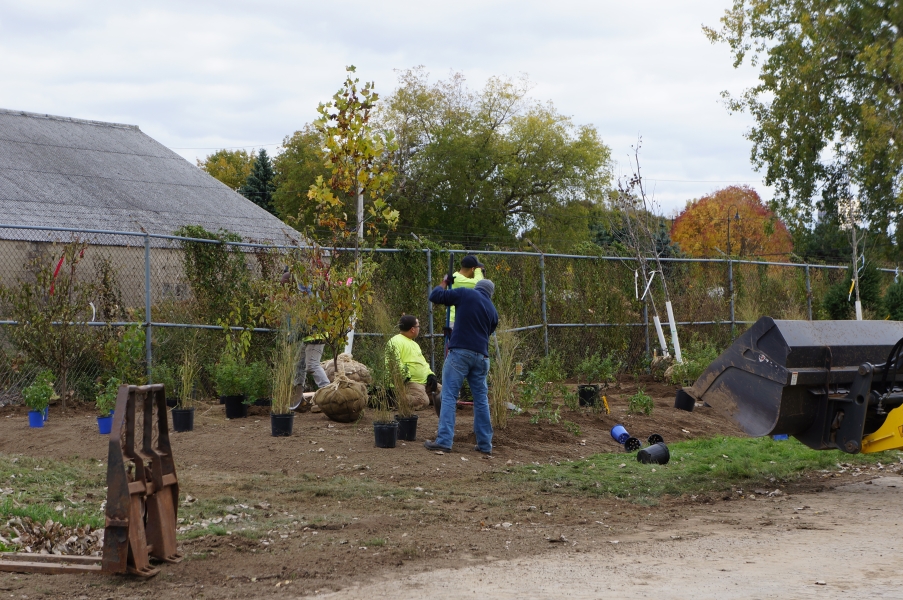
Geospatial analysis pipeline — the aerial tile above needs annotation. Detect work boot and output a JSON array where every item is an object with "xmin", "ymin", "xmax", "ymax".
[{"xmin": 423, "ymin": 439, "xmax": 451, "ymax": 452}]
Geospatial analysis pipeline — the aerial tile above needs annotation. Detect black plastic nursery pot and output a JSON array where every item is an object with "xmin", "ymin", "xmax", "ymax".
[
  {"xmin": 395, "ymin": 414, "xmax": 418, "ymax": 441},
  {"xmin": 254, "ymin": 397, "xmax": 272, "ymax": 407},
  {"xmin": 374, "ymin": 421, "xmax": 399, "ymax": 448},
  {"xmin": 577, "ymin": 384, "xmax": 599, "ymax": 407},
  {"xmin": 271, "ymin": 413, "xmax": 294, "ymax": 437},
  {"xmin": 637, "ymin": 442, "xmax": 671, "ymax": 465},
  {"xmin": 166, "ymin": 397, "xmax": 178, "ymax": 408},
  {"xmin": 172, "ymin": 407, "xmax": 195, "ymax": 432},
  {"xmin": 222, "ymin": 395, "xmax": 248, "ymax": 419}
]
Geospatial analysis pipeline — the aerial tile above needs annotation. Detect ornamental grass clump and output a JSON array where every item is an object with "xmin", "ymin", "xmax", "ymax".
[
  {"xmin": 271, "ymin": 335, "xmax": 298, "ymax": 415},
  {"xmin": 386, "ymin": 345, "xmax": 412, "ymax": 418},
  {"xmin": 177, "ymin": 350, "xmax": 199, "ymax": 409},
  {"xmin": 489, "ymin": 317, "xmax": 520, "ymax": 430}
]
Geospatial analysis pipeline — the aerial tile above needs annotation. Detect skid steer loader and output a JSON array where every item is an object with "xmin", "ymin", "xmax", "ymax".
[{"xmin": 675, "ymin": 317, "xmax": 903, "ymax": 454}]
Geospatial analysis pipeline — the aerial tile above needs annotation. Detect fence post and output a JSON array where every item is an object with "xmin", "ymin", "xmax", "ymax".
[
  {"xmin": 643, "ymin": 298, "xmax": 650, "ymax": 369},
  {"xmin": 426, "ymin": 248, "xmax": 435, "ymax": 372},
  {"xmin": 144, "ymin": 233, "xmax": 153, "ymax": 383},
  {"xmin": 539, "ymin": 253, "xmax": 549, "ymax": 356},
  {"xmin": 805, "ymin": 264, "xmax": 812, "ymax": 320},
  {"xmin": 728, "ymin": 257, "xmax": 735, "ymax": 338}
]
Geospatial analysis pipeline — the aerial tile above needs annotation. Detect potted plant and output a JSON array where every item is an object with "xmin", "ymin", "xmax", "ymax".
[
  {"xmin": 172, "ymin": 351, "xmax": 199, "ymax": 432},
  {"xmin": 575, "ymin": 353, "xmax": 604, "ymax": 407},
  {"xmin": 22, "ymin": 370, "xmax": 58, "ymax": 428},
  {"xmin": 95, "ymin": 377, "xmax": 119, "ymax": 434},
  {"xmin": 213, "ymin": 353, "xmax": 249, "ymax": 419},
  {"xmin": 152, "ymin": 363, "xmax": 179, "ymax": 407},
  {"xmin": 270, "ymin": 336, "xmax": 297, "ymax": 437},
  {"xmin": 247, "ymin": 360, "xmax": 271, "ymax": 407},
  {"xmin": 371, "ymin": 383, "xmax": 398, "ymax": 448},
  {"xmin": 387, "ymin": 345, "xmax": 417, "ymax": 441}
]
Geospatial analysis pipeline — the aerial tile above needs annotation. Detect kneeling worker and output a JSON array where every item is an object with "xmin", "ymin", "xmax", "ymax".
[{"xmin": 387, "ymin": 315, "xmax": 440, "ymax": 410}]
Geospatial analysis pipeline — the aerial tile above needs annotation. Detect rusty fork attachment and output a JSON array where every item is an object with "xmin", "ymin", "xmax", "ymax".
[{"xmin": 0, "ymin": 384, "xmax": 182, "ymax": 577}]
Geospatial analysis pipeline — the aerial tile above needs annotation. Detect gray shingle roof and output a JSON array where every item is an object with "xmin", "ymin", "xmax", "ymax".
[{"xmin": 0, "ymin": 108, "xmax": 300, "ymax": 245}]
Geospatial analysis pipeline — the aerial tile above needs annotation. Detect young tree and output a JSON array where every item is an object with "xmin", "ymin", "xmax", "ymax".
[
  {"xmin": 240, "ymin": 149, "xmax": 276, "ymax": 214},
  {"xmin": 298, "ymin": 66, "xmax": 399, "ymax": 366},
  {"xmin": 705, "ymin": 1, "xmax": 903, "ymax": 239},
  {"xmin": 197, "ymin": 149, "xmax": 255, "ymax": 191}
]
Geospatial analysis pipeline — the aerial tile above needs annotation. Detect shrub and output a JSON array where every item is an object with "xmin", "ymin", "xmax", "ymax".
[
  {"xmin": 151, "ymin": 363, "xmax": 177, "ymax": 398},
  {"xmin": 95, "ymin": 377, "xmax": 120, "ymax": 417},
  {"xmin": 670, "ymin": 336, "xmax": 722, "ymax": 385},
  {"xmin": 519, "ymin": 352, "xmax": 566, "ymax": 414},
  {"xmin": 212, "ymin": 354, "xmax": 247, "ymax": 398},
  {"xmin": 245, "ymin": 360, "xmax": 270, "ymax": 402},
  {"xmin": 576, "ymin": 353, "xmax": 622, "ymax": 386},
  {"xmin": 884, "ymin": 280, "xmax": 903, "ymax": 321},
  {"xmin": 22, "ymin": 370, "xmax": 58, "ymax": 412},
  {"xmin": 627, "ymin": 387, "xmax": 654, "ymax": 415},
  {"xmin": 822, "ymin": 261, "xmax": 883, "ymax": 319}
]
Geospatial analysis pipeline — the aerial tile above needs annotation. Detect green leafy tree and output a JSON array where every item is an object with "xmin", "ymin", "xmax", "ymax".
[
  {"xmin": 272, "ymin": 124, "xmax": 330, "ymax": 225},
  {"xmin": 379, "ymin": 68, "xmax": 613, "ymax": 249},
  {"xmin": 240, "ymin": 148, "xmax": 276, "ymax": 214},
  {"xmin": 705, "ymin": 1, "xmax": 903, "ymax": 249},
  {"xmin": 197, "ymin": 149, "xmax": 255, "ymax": 191}
]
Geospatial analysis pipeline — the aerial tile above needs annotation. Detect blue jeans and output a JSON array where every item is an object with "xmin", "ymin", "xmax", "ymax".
[{"xmin": 436, "ymin": 348, "xmax": 492, "ymax": 452}]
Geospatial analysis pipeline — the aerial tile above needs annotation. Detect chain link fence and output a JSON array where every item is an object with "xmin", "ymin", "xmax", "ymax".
[{"xmin": 0, "ymin": 224, "xmax": 894, "ymax": 406}]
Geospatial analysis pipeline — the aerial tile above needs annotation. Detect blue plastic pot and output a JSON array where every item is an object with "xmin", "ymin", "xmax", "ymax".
[
  {"xmin": 772, "ymin": 434, "xmax": 789, "ymax": 441},
  {"xmin": 610, "ymin": 424, "xmax": 630, "ymax": 445},
  {"xmin": 97, "ymin": 415, "xmax": 113, "ymax": 435},
  {"xmin": 28, "ymin": 410, "xmax": 44, "ymax": 428}
]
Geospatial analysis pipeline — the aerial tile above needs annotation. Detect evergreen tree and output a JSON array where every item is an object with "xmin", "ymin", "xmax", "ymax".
[{"xmin": 240, "ymin": 149, "xmax": 276, "ymax": 214}]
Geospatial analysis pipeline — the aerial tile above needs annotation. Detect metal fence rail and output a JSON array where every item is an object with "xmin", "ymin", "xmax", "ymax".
[{"xmin": 0, "ymin": 223, "xmax": 895, "ymax": 403}]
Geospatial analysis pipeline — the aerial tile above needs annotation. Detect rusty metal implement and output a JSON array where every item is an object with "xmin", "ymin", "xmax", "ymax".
[{"xmin": 0, "ymin": 384, "xmax": 182, "ymax": 576}]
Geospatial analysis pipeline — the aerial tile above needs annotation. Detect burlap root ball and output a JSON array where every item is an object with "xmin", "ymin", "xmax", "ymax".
[
  {"xmin": 314, "ymin": 373, "xmax": 368, "ymax": 423},
  {"xmin": 321, "ymin": 353, "xmax": 372, "ymax": 385}
]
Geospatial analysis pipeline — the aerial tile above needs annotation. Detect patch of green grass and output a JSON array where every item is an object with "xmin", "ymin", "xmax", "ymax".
[
  {"xmin": 363, "ymin": 537, "xmax": 386, "ymax": 547},
  {"xmin": 0, "ymin": 454, "xmax": 106, "ymax": 528},
  {"xmin": 506, "ymin": 436, "xmax": 901, "ymax": 504}
]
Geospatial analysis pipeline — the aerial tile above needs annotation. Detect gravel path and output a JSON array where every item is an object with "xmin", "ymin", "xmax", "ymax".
[{"xmin": 313, "ymin": 476, "xmax": 903, "ymax": 599}]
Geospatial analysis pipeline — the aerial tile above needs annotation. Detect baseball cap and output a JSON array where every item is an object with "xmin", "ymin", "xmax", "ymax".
[{"xmin": 461, "ymin": 255, "xmax": 485, "ymax": 269}]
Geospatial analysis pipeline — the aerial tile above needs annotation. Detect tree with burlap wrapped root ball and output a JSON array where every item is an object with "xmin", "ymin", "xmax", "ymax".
[{"xmin": 292, "ymin": 66, "xmax": 399, "ymax": 423}]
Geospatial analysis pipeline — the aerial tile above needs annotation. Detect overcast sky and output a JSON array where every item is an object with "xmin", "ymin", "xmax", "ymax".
[{"xmin": 0, "ymin": 0, "xmax": 767, "ymax": 216}]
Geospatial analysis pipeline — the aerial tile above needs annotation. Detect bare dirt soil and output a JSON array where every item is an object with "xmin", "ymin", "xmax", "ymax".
[{"xmin": 0, "ymin": 377, "xmax": 898, "ymax": 599}]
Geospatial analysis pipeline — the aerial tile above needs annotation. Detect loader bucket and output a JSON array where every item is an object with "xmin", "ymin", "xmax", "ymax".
[{"xmin": 678, "ymin": 317, "xmax": 903, "ymax": 453}]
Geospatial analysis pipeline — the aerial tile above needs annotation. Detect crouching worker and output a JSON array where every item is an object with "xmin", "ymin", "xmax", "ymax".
[{"xmin": 387, "ymin": 315, "xmax": 440, "ymax": 410}]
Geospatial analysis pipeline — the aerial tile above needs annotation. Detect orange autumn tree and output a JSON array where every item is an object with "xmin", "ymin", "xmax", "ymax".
[{"xmin": 671, "ymin": 186, "xmax": 792, "ymax": 259}]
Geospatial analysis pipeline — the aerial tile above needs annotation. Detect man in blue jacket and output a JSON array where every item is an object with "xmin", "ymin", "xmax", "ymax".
[{"xmin": 425, "ymin": 278, "xmax": 499, "ymax": 455}]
